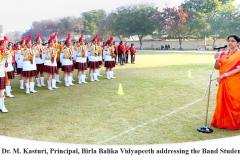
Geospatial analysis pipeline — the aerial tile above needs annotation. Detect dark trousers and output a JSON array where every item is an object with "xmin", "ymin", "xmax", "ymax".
[
  {"xmin": 119, "ymin": 54, "xmax": 125, "ymax": 65},
  {"xmin": 118, "ymin": 54, "xmax": 121, "ymax": 63},
  {"xmin": 115, "ymin": 55, "xmax": 117, "ymax": 64},
  {"xmin": 131, "ymin": 55, "xmax": 135, "ymax": 64},
  {"xmin": 125, "ymin": 54, "xmax": 129, "ymax": 63}
]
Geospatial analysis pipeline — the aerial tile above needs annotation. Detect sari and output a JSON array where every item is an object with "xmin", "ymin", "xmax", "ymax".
[{"xmin": 211, "ymin": 50, "xmax": 240, "ymax": 130}]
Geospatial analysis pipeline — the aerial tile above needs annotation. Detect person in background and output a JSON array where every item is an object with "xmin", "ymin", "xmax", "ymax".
[
  {"xmin": 165, "ymin": 44, "xmax": 168, "ymax": 50},
  {"xmin": 113, "ymin": 41, "xmax": 118, "ymax": 65},
  {"xmin": 124, "ymin": 42, "xmax": 129, "ymax": 63},
  {"xmin": 12, "ymin": 43, "xmax": 17, "ymax": 73},
  {"xmin": 117, "ymin": 41, "xmax": 125, "ymax": 65},
  {"xmin": 129, "ymin": 43, "xmax": 137, "ymax": 64}
]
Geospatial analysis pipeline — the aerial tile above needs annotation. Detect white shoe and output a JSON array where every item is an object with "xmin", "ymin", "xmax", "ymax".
[
  {"xmin": 81, "ymin": 75, "xmax": 88, "ymax": 83},
  {"xmin": 96, "ymin": 69, "xmax": 102, "ymax": 77},
  {"xmin": 10, "ymin": 87, "xmax": 13, "ymax": 92},
  {"xmin": 56, "ymin": 80, "xmax": 62, "ymax": 83},
  {"xmin": 36, "ymin": 78, "xmax": 41, "ymax": 87},
  {"xmin": 52, "ymin": 79, "xmax": 58, "ymax": 89},
  {"xmin": 68, "ymin": 76, "xmax": 75, "ymax": 86},
  {"xmin": 78, "ymin": 75, "xmax": 82, "ymax": 84},
  {"xmin": 56, "ymin": 74, "xmax": 62, "ymax": 83},
  {"xmin": 40, "ymin": 77, "xmax": 46, "ymax": 86},
  {"xmin": 110, "ymin": 71, "xmax": 116, "ymax": 79},
  {"xmin": 30, "ymin": 82, "xmax": 37, "ymax": 93},
  {"xmin": 90, "ymin": 73, "xmax": 94, "ymax": 82},
  {"xmin": 6, "ymin": 86, "xmax": 15, "ymax": 98},
  {"xmin": 0, "ymin": 106, "xmax": 8, "ymax": 112},
  {"xmin": 0, "ymin": 98, "xmax": 8, "ymax": 113},
  {"xmin": 106, "ymin": 71, "xmax": 111, "ymax": 80},
  {"xmin": 64, "ymin": 77, "xmax": 70, "ymax": 87},
  {"xmin": 93, "ymin": 73, "xmax": 100, "ymax": 81},
  {"xmin": 48, "ymin": 80, "xmax": 53, "ymax": 90},
  {"xmin": 19, "ymin": 80, "xmax": 24, "ymax": 89},
  {"xmin": 25, "ymin": 83, "xmax": 30, "ymax": 94}
]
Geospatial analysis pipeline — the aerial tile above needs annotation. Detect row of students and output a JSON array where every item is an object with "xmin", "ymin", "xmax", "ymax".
[{"xmin": 0, "ymin": 33, "xmax": 117, "ymax": 113}]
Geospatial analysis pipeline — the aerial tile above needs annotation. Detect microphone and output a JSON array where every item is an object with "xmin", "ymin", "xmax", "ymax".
[{"xmin": 213, "ymin": 45, "xmax": 227, "ymax": 50}]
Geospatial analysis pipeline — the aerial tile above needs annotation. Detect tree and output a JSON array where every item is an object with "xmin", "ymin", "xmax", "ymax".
[
  {"xmin": 183, "ymin": 0, "xmax": 236, "ymax": 49},
  {"xmin": 209, "ymin": 6, "xmax": 235, "ymax": 47},
  {"xmin": 23, "ymin": 17, "xmax": 84, "ymax": 41},
  {"xmin": 24, "ymin": 20, "xmax": 59, "ymax": 41},
  {"xmin": 109, "ymin": 4, "xmax": 158, "ymax": 49},
  {"xmin": 81, "ymin": 9, "xmax": 107, "ymax": 37},
  {"xmin": 155, "ymin": 6, "xmax": 188, "ymax": 49},
  {"xmin": 106, "ymin": 8, "xmax": 134, "ymax": 41},
  {"xmin": 58, "ymin": 17, "xmax": 84, "ymax": 39}
]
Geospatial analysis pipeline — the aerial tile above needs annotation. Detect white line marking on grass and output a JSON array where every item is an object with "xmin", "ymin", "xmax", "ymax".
[{"xmin": 97, "ymin": 98, "xmax": 202, "ymax": 144}]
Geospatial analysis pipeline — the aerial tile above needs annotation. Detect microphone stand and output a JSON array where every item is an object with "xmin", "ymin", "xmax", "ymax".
[{"xmin": 197, "ymin": 68, "xmax": 215, "ymax": 133}]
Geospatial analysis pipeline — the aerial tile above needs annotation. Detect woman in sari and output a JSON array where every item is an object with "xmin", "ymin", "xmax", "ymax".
[{"xmin": 211, "ymin": 35, "xmax": 240, "ymax": 130}]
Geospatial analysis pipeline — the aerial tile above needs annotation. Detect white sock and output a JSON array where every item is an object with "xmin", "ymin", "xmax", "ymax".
[
  {"xmin": 19, "ymin": 80, "xmax": 24, "ymax": 89},
  {"xmin": 40, "ymin": 77, "xmax": 45, "ymax": 86},
  {"xmin": 25, "ymin": 83, "xmax": 30, "ymax": 94}
]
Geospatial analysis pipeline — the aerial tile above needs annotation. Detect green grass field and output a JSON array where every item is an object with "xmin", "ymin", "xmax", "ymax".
[{"xmin": 1, "ymin": 51, "xmax": 240, "ymax": 144}]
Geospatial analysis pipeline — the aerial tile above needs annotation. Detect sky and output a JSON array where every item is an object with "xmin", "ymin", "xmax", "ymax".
[
  {"xmin": 1, "ymin": 0, "xmax": 239, "ymax": 33},
  {"xmin": 0, "ymin": 0, "xmax": 184, "ymax": 33}
]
